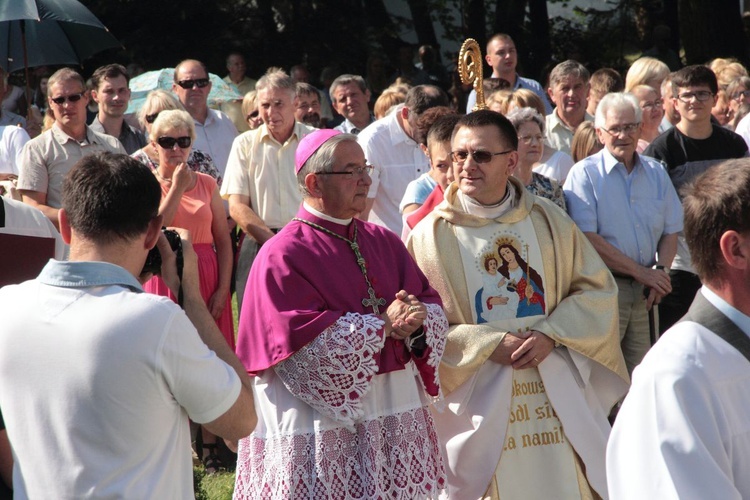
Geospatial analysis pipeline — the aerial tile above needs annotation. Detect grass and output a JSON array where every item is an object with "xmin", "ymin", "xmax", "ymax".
[{"xmin": 195, "ymin": 467, "xmax": 235, "ymax": 500}]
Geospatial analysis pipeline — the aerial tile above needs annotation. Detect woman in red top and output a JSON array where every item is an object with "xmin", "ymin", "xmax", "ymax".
[{"xmin": 142, "ymin": 109, "xmax": 234, "ymax": 472}]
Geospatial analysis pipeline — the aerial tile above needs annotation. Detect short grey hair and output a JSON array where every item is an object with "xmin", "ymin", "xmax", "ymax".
[
  {"xmin": 506, "ymin": 107, "xmax": 545, "ymax": 135},
  {"xmin": 256, "ymin": 68, "xmax": 295, "ymax": 95},
  {"xmin": 297, "ymin": 133, "xmax": 359, "ymax": 197},
  {"xmin": 329, "ymin": 74, "xmax": 368, "ymax": 102},
  {"xmin": 548, "ymin": 60, "xmax": 590, "ymax": 88},
  {"xmin": 595, "ymin": 92, "xmax": 642, "ymax": 129}
]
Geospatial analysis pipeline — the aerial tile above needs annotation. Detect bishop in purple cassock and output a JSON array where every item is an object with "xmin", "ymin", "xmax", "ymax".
[{"xmin": 233, "ymin": 129, "xmax": 448, "ymax": 499}]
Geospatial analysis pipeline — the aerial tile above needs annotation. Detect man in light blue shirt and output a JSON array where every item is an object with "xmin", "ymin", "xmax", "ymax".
[
  {"xmin": 564, "ymin": 92, "xmax": 682, "ymax": 374},
  {"xmin": 465, "ymin": 34, "xmax": 551, "ymax": 114}
]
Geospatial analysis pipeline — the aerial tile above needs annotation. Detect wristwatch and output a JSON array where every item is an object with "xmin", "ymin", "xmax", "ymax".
[{"xmin": 654, "ymin": 264, "xmax": 670, "ymax": 273}]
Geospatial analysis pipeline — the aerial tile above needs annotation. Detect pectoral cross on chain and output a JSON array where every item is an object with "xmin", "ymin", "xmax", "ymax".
[
  {"xmin": 350, "ymin": 240, "xmax": 386, "ymax": 314},
  {"xmin": 292, "ymin": 217, "xmax": 387, "ymax": 315},
  {"xmin": 362, "ymin": 287, "xmax": 386, "ymax": 315}
]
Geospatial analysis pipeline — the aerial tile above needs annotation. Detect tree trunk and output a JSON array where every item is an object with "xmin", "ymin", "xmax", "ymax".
[
  {"xmin": 679, "ymin": 0, "xmax": 749, "ymax": 66},
  {"xmin": 494, "ymin": 0, "xmax": 527, "ymax": 44},
  {"xmin": 364, "ymin": 0, "xmax": 402, "ymax": 58},
  {"xmin": 527, "ymin": 0, "xmax": 551, "ymax": 82},
  {"xmin": 465, "ymin": 0, "xmax": 486, "ymax": 47},
  {"xmin": 662, "ymin": 0, "xmax": 681, "ymax": 56},
  {"xmin": 406, "ymin": 0, "xmax": 440, "ymax": 49}
]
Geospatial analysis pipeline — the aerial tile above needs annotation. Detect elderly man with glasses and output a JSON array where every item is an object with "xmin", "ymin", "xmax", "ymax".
[
  {"xmin": 232, "ymin": 129, "xmax": 448, "ymax": 499},
  {"xmin": 407, "ymin": 110, "xmax": 628, "ymax": 499},
  {"xmin": 564, "ymin": 92, "xmax": 683, "ymax": 375},
  {"xmin": 644, "ymin": 65, "xmax": 749, "ymax": 334},
  {"xmin": 17, "ymin": 68, "xmax": 125, "ymax": 229}
]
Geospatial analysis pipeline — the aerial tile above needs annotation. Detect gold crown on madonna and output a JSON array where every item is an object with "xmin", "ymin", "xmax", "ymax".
[{"xmin": 495, "ymin": 235, "xmax": 520, "ymax": 251}]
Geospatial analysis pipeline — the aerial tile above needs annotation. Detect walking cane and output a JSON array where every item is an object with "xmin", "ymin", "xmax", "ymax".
[{"xmin": 645, "ymin": 286, "xmax": 657, "ymax": 345}]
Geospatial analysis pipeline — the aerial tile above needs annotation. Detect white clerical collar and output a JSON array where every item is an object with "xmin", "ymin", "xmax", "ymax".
[
  {"xmin": 458, "ymin": 182, "xmax": 517, "ymax": 218},
  {"xmin": 303, "ymin": 202, "xmax": 353, "ymax": 226}
]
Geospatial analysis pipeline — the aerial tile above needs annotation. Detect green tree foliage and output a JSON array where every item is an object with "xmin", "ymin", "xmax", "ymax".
[{"xmin": 78, "ymin": 0, "xmax": 748, "ymax": 94}]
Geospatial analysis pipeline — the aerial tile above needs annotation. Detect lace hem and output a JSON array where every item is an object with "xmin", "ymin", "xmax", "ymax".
[
  {"xmin": 234, "ymin": 406, "xmax": 445, "ymax": 500},
  {"xmin": 274, "ymin": 312, "xmax": 385, "ymax": 427},
  {"xmin": 421, "ymin": 302, "xmax": 448, "ymax": 395}
]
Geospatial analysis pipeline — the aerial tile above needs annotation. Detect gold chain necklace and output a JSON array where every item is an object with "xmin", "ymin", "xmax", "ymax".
[
  {"xmin": 153, "ymin": 168, "xmax": 172, "ymax": 184},
  {"xmin": 292, "ymin": 217, "xmax": 386, "ymax": 315}
]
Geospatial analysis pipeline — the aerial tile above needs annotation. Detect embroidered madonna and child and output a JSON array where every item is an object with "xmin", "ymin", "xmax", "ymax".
[{"xmin": 476, "ymin": 234, "xmax": 545, "ymax": 323}]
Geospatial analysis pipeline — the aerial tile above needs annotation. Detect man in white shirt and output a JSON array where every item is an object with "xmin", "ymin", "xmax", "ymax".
[
  {"xmin": 0, "ymin": 125, "xmax": 29, "ymax": 177},
  {"xmin": 358, "ymin": 84, "xmax": 448, "ymax": 234},
  {"xmin": 608, "ymin": 158, "xmax": 750, "ymax": 499},
  {"xmin": 0, "ymin": 152, "xmax": 256, "ymax": 498}
]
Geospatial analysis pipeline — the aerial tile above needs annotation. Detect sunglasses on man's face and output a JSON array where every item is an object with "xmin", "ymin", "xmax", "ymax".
[
  {"xmin": 157, "ymin": 136, "xmax": 192, "ymax": 149},
  {"xmin": 49, "ymin": 93, "xmax": 85, "ymax": 105},
  {"xmin": 451, "ymin": 149, "xmax": 513, "ymax": 164},
  {"xmin": 176, "ymin": 78, "xmax": 210, "ymax": 90}
]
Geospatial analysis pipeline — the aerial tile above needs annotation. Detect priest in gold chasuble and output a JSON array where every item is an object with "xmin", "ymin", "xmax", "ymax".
[{"xmin": 407, "ymin": 110, "xmax": 629, "ymax": 500}]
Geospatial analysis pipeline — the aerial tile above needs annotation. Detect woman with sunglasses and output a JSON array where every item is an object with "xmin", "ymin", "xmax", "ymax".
[
  {"xmin": 143, "ymin": 109, "xmax": 234, "ymax": 474},
  {"xmin": 132, "ymin": 90, "xmax": 222, "ymax": 184},
  {"xmin": 506, "ymin": 107, "xmax": 566, "ymax": 210}
]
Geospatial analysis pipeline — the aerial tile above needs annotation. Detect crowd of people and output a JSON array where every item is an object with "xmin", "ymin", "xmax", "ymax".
[{"xmin": 2, "ymin": 31, "xmax": 750, "ymax": 499}]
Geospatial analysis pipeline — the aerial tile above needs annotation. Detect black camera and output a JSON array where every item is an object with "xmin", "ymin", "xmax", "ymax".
[{"xmin": 141, "ymin": 228, "xmax": 183, "ymax": 277}]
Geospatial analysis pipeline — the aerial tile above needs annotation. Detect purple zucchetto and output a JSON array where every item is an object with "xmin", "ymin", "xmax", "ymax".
[{"xmin": 294, "ymin": 129, "xmax": 343, "ymax": 174}]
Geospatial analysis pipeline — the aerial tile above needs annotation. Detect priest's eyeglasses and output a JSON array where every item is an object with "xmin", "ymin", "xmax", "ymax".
[
  {"xmin": 318, "ymin": 165, "xmax": 374, "ymax": 178},
  {"xmin": 451, "ymin": 149, "xmax": 513, "ymax": 164}
]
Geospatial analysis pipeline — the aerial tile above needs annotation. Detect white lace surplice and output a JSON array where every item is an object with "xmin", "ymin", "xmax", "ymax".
[{"xmin": 234, "ymin": 306, "xmax": 448, "ymax": 500}]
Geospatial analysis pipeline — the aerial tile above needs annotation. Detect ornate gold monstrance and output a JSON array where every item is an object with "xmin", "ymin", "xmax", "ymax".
[{"xmin": 458, "ymin": 38, "xmax": 487, "ymax": 111}]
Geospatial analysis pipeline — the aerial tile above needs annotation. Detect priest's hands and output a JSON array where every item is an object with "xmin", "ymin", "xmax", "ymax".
[
  {"xmin": 489, "ymin": 330, "xmax": 554, "ymax": 369},
  {"xmin": 381, "ymin": 290, "xmax": 427, "ymax": 340}
]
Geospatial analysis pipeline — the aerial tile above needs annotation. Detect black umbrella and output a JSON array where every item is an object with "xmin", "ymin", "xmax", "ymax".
[{"xmin": 0, "ymin": 0, "xmax": 121, "ymax": 105}]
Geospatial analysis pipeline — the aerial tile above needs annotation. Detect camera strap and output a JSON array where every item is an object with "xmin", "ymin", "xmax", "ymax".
[{"xmin": 0, "ymin": 198, "xmax": 5, "ymax": 227}]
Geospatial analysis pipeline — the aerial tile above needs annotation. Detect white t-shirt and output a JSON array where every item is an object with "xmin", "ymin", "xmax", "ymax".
[
  {"xmin": 533, "ymin": 149, "xmax": 574, "ymax": 184},
  {"xmin": 735, "ymin": 112, "xmax": 750, "ymax": 151},
  {"xmin": 0, "ymin": 125, "xmax": 30, "ymax": 175},
  {"xmin": 0, "ymin": 260, "xmax": 241, "ymax": 499}
]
